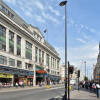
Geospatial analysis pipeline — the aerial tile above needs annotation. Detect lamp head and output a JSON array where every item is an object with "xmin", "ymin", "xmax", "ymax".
[{"xmin": 59, "ymin": 1, "xmax": 67, "ymax": 6}]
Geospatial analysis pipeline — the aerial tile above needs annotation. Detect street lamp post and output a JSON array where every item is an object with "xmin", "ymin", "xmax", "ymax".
[{"xmin": 59, "ymin": 1, "xmax": 67, "ymax": 100}]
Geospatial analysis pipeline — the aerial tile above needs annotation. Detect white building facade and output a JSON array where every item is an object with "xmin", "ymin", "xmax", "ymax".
[{"xmin": 0, "ymin": 0, "xmax": 60, "ymax": 87}]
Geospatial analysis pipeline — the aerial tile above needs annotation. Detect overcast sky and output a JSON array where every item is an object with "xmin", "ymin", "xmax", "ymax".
[{"xmin": 3, "ymin": 0, "xmax": 100, "ymax": 78}]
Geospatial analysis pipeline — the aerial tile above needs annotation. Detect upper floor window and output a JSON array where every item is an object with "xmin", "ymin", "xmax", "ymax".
[
  {"xmin": 17, "ymin": 35, "xmax": 21, "ymax": 56},
  {"xmin": 0, "ymin": 55, "xmax": 7, "ymax": 65},
  {"xmin": 39, "ymin": 49, "xmax": 41, "ymax": 63},
  {"xmin": 57, "ymin": 60, "xmax": 59, "ymax": 69},
  {"xmin": 17, "ymin": 60, "xmax": 22, "ymax": 68},
  {"xmin": 46, "ymin": 54, "xmax": 49, "ymax": 67},
  {"xmin": 0, "ymin": 25, "xmax": 6, "ymax": 51},
  {"xmin": 17, "ymin": 35, "xmax": 21, "ymax": 45},
  {"xmin": 25, "ymin": 63, "xmax": 33, "ymax": 70},
  {"xmin": 9, "ymin": 31, "xmax": 14, "ymax": 54},
  {"xmin": 9, "ymin": 58, "xmax": 15, "ymax": 67},
  {"xmin": 35, "ymin": 47, "xmax": 38, "ymax": 62},
  {"xmin": 42, "ymin": 51, "xmax": 44, "ymax": 64},
  {"xmin": 0, "ymin": 4, "xmax": 14, "ymax": 18},
  {"xmin": 26, "ymin": 41, "xmax": 32, "ymax": 60}
]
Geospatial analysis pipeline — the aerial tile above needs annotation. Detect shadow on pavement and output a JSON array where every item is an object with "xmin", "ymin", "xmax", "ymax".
[{"xmin": 49, "ymin": 98, "xmax": 96, "ymax": 100}]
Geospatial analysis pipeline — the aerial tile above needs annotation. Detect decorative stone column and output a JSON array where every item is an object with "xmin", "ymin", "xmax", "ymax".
[
  {"xmin": 33, "ymin": 64, "xmax": 36, "ymax": 86},
  {"xmin": 21, "ymin": 38, "xmax": 25, "ymax": 58}
]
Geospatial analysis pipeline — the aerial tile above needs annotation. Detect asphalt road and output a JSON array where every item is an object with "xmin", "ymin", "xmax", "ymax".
[{"xmin": 0, "ymin": 86, "xmax": 64, "ymax": 100}]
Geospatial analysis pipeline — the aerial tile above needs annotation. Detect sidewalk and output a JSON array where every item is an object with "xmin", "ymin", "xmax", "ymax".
[
  {"xmin": 51, "ymin": 88, "xmax": 98, "ymax": 100},
  {"xmin": 0, "ymin": 84, "xmax": 64, "ymax": 93},
  {"xmin": 70, "ymin": 89, "xmax": 98, "ymax": 100}
]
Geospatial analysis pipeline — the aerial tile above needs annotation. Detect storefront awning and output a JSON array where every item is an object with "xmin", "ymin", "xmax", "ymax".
[
  {"xmin": 0, "ymin": 65, "xmax": 34, "ymax": 76},
  {"xmin": 36, "ymin": 70, "xmax": 47, "ymax": 74}
]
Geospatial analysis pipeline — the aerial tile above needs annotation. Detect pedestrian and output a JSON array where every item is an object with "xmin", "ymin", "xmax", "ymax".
[
  {"xmin": 92, "ymin": 82, "xmax": 96, "ymax": 93},
  {"xmin": 96, "ymin": 82, "xmax": 100, "ymax": 98},
  {"xmin": 0, "ymin": 82, "xmax": 2, "ymax": 88},
  {"xmin": 15, "ymin": 82, "xmax": 18, "ymax": 88},
  {"xmin": 89, "ymin": 82, "xmax": 92, "ymax": 92}
]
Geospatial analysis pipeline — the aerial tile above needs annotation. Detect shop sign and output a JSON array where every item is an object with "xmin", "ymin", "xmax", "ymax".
[{"xmin": 0, "ymin": 73, "xmax": 13, "ymax": 78}]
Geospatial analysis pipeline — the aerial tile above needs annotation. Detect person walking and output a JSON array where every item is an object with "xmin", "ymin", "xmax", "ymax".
[
  {"xmin": 96, "ymin": 82, "xmax": 100, "ymax": 98},
  {"xmin": 15, "ymin": 82, "xmax": 18, "ymax": 88}
]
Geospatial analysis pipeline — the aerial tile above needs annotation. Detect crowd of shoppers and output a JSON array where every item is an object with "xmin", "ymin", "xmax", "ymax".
[{"xmin": 81, "ymin": 81, "xmax": 100, "ymax": 98}]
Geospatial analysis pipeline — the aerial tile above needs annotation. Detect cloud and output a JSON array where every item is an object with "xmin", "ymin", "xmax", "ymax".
[
  {"xmin": 48, "ymin": 6, "xmax": 60, "ymax": 16},
  {"xmin": 42, "ymin": 12, "xmax": 60, "ymax": 24},
  {"xmin": 77, "ymin": 38, "xmax": 87, "ymax": 44},
  {"xmin": 35, "ymin": 1, "xmax": 44, "ymax": 10},
  {"xmin": 25, "ymin": 11, "xmax": 32, "ymax": 17},
  {"xmin": 89, "ymin": 28, "xmax": 96, "ymax": 33},
  {"xmin": 55, "ymin": 41, "xmax": 98, "ymax": 70},
  {"xmin": 34, "ymin": 15, "xmax": 46, "ymax": 23},
  {"xmin": 69, "ymin": 18, "xmax": 97, "ymax": 35}
]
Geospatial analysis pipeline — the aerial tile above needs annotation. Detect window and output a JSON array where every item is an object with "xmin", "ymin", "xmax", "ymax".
[
  {"xmin": 9, "ymin": 58, "xmax": 15, "ymax": 67},
  {"xmin": 0, "ymin": 4, "xmax": 14, "ymax": 18},
  {"xmin": 57, "ymin": 60, "xmax": 59, "ymax": 69},
  {"xmin": 51, "ymin": 57, "xmax": 53, "ymax": 68},
  {"xmin": 42, "ymin": 51, "xmax": 44, "ymax": 64},
  {"xmin": 39, "ymin": 49, "xmax": 41, "ymax": 63},
  {"xmin": 46, "ymin": 54, "xmax": 49, "ymax": 67},
  {"xmin": 26, "ymin": 41, "xmax": 32, "ymax": 60},
  {"xmin": 9, "ymin": 31, "xmax": 14, "ymax": 54},
  {"xmin": 55, "ymin": 59, "xmax": 56, "ymax": 68},
  {"xmin": 25, "ymin": 63, "xmax": 33, "ymax": 70},
  {"xmin": 17, "ymin": 35, "xmax": 21, "ymax": 56},
  {"xmin": 0, "ymin": 25, "xmax": 6, "ymax": 51},
  {"xmin": 0, "ymin": 55, "xmax": 7, "ymax": 65},
  {"xmin": 17, "ymin": 60, "xmax": 22, "ymax": 68},
  {"xmin": 35, "ymin": 47, "xmax": 38, "ymax": 62},
  {"xmin": 53, "ymin": 58, "xmax": 54, "ymax": 68}
]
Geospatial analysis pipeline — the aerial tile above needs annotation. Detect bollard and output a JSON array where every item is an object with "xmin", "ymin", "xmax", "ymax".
[{"xmin": 46, "ymin": 85, "xmax": 50, "ymax": 89}]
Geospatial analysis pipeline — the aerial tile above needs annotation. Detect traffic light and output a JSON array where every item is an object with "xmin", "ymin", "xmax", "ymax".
[
  {"xmin": 77, "ymin": 70, "xmax": 80, "ymax": 78},
  {"xmin": 69, "ymin": 66, "xmax": 74, "ymax": 74}
]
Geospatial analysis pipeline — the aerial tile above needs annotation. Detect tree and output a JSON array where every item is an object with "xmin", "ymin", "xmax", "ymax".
[{"xmin": 84, "ymin": 76, "xmax": 88, "ymax": 81}]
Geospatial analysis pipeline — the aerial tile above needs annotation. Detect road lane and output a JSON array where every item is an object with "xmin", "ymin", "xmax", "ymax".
[{"xmin": 0, "ymin": 86, "xmax": 64, "ymax": 100}]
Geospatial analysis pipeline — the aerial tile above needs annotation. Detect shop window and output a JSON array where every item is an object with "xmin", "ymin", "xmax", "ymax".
[{"xmin": 9, "ymin": 58, "xmax": 15, "ymax": 67}]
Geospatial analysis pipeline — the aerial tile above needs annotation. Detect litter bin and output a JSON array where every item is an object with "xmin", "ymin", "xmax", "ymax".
[{"xmin": 97, "ymin": 88, "xmax": 100, "ymax": 98}]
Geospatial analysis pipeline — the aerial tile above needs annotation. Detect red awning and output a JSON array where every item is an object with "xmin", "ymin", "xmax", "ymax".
[{"xmin": 36, "ymin": 70, "xmax": 47, "ymax": 74}]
